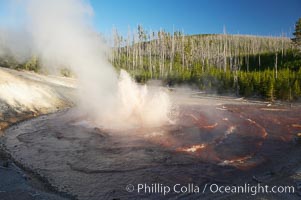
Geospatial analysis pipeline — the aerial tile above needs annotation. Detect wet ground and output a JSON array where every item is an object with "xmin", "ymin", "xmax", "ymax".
[
  {"xmin": 1, "ymin": 100, "xmax": 301, "ymax": 200},
  {"xmin": 0, "ymin": 67, "xmax": 75, "ymax": 200}
]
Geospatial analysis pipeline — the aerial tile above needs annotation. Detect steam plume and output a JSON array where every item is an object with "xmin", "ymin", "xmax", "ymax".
[{"xmin": 19, "ymin": 0, "xmax": 172, "ymax": 129}]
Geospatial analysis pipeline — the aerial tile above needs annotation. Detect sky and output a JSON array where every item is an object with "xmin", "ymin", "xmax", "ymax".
[
  {"xmin": 91, "ymin": 0, "xmax": 301, "ymax": 37},
  {"xmin": 0, "ymin": 0, "xmax": 300, "ymax": 37}
]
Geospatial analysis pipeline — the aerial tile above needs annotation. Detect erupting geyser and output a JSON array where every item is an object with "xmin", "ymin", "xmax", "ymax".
[
  {"xmin": 114, "ymin": 70, "xmax": 173, "ymax": 128},
  {"xmin": 22, "ymin": 0, "xmax": 173, "ymax": 129}
]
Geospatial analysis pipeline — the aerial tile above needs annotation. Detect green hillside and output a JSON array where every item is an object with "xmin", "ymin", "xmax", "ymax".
[
  {"xmin": 0, "ymin": 29, "xmax": 300, "ymax": 101},
  {"xmin": 110, "ymin": 29, "xmax": 301, "ymax": 101}
]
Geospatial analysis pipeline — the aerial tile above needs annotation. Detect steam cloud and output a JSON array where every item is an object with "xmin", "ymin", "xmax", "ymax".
[{"xmin": 0, "ymin": 0, "xmax": 173, "ymax": 129}]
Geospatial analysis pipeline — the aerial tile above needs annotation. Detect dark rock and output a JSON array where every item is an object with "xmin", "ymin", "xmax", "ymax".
[
  {"xmin": 295, "ymin": 133, "xmax": 301, "ymax": 145},
  {"xmin": 252, "ymin": 171, "xmax": 274, "ymax": 183},
  {"xmin": 2, "ymin": 161, "xmax": 9, "ymax": 168},
  {"xmin": 296, "ymin": 180, "xmax": 301, "ymax": 190}
]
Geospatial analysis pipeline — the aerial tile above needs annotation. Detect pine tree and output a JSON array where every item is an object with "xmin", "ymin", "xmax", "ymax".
[
  {"xmin": 292, "ymin": 18, "xmax": 301, "ymax": 51},
  {"xmin": 293, "ymin": 80, "xmax": 301, "ymax": 99},
  {"xmin": 266, "ymin": 78, "xmax": 275, "ymax": 101},
  {"xmin": 24, "ymin": 56, "xmax": 38, "ymax": 72}
]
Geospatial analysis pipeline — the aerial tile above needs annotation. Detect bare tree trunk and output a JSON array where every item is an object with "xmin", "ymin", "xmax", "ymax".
[
  {"xmin": 223, "ymin": 35, "xmax": 227, "ymax": 72},
  {"xmin": 275, "ymin": 51, "xmax": 278, "ymax": 79},
  {"xmin": 149, "ymin": 30, "xmax": 152, "ymax": 78},
  {"xmin": 258, "ymin": 54, "xmax": 261, "ymax": 70},
  {"xmin": 170, "ymin": 31, "xmax": 175, "ymax": 73},
  {"xmin": 182, "ymin": 32, "xmax": 185, "ymax": 70}
]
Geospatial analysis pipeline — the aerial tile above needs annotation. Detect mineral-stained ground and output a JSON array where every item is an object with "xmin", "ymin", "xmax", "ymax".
[
  {"xmin": 2, "ymin": 100, "xmax": 301, "ymax": 200},
  {"xmin": 0, "ymin": 67, "xmax": 301, "ymax": 200}
]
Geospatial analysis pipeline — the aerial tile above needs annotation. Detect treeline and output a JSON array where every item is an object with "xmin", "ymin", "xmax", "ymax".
[
  {"xmin": 110, "ymin": 26, "xmax": 301, "ymax": 101},
  {"xmin": 110, "ymin": 26, "xmax": 293, "ymax": 75},
  {"xmin": 0, "ymin": 25, "xmax": 300, "ymax": 101},
  {"xmin": 181, "ymin": 67, "xmax": 301, "ymax": 101},
  {"xmin": 0, "ymin": 53, "xmax": 39, "ymax": 72}
]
